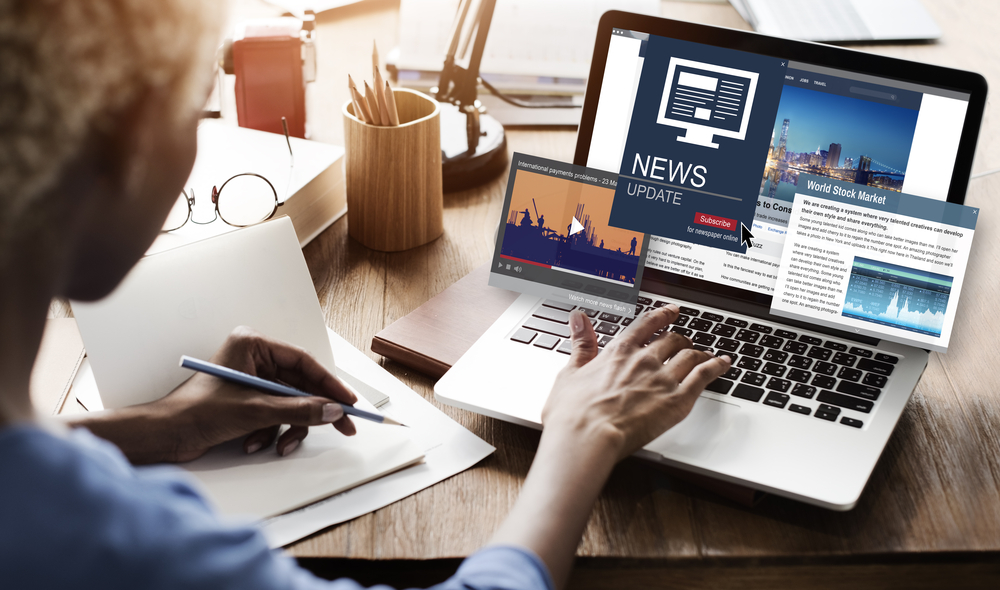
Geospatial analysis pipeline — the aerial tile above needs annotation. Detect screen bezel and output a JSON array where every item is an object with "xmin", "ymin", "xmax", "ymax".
[{"xmin": 574, "ymin": 11, "xmax": 988, "ymax": 330}]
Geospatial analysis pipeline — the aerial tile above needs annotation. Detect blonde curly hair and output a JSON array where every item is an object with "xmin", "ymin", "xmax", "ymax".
[{"xmin": 0, "ymin": 0, "xmax": 224, "ymax": 230}]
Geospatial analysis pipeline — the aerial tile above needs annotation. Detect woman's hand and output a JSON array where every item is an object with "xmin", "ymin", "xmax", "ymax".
[
  {"xmin": 542, "ymin": 305, "xmax": 731, "ymax": 460},
  {"xmin": 491, "ymin": 304, "xmax": 730, "ymax": 589},
  {"xmin": 69, "ymin": 327, "xmax": 357, "ymax": 464}
]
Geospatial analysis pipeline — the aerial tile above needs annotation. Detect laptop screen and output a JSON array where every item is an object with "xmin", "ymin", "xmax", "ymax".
[{"xmin": 585, "ymin": 27, "xmax": 972, "ymax": 305}]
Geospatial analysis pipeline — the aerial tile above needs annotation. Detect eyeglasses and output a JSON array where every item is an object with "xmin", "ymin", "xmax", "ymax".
[{"xmin": 161, "ymin": 172, "xmax": 284, "ymax": 232}]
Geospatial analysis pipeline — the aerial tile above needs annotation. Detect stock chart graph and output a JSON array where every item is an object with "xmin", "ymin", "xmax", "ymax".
[{"xmin": 841, "ymin": 257, "xmax": 952, "ymax": 337}]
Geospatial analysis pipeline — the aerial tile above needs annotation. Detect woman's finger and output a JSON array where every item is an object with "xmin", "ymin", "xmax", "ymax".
[
  {"xmin": 243, "ymin": 425, "xmax": 279, "ymax": 454},
  {"xmin": 645, "ymin": 330, "xmax": 693, "ymax": 364},
  {"xmin": 671, "ymin": 351, "xmax": 731, "ymax": 397},
  {"xmin": 277, "ymin": 425, "xmax": 309, "ymax": 456},
  {"xmin": 614, "ymin": 304, "xmax": 679, "ymax": 350},
  {"xmin": 567, "ymin": 310, "xmax": 599, "ymax": 368}
]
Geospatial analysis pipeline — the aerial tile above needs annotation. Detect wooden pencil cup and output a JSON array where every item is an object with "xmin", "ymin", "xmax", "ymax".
[{"xmin": 343, "ymin": 88, "xmax": 444, "ymax": 252}]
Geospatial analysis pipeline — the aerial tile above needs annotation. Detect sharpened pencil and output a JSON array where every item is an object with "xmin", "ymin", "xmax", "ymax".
[
  {"xmin": 348, "ymin": 75, "xmax": 371, "ymax": 124},
  {"xmin": 374, "ymin": 67, "xmax": 391, "ymax": 126},
  {"xmin": 363, "ymin": 81, "xmax": 383, "ymax": 125},
  {"xmin": 384, "ymin": 80, "xmax": 400, "ymax": 126},
  {"xmin": 373, "ymin": 40, "xmax": 379, "ymax": 80},
  {"xmin": 179, "ymin": 355, "xmax": 408, "ymax": 427}
]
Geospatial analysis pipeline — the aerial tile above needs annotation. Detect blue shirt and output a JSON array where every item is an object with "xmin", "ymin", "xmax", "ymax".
[{"xmin": 0, "ymin": 425, "xmax": 553, "ymax": 590}]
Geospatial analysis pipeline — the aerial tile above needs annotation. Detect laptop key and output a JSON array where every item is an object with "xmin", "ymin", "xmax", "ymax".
[
  {"xmin": 726, "ymin": 318, "xmax": 749, "ymax": 328},
  {"xmin": 739, "ymin": 343, "xmax": 764, "ymax": 358},
  {"xmin": 702, "ymin": 312, "xmax": 724, "ymax": 322},
  {"xmin": 670, "ymin": 326, "xmax": 693, "ymax": 337},
  {"xmin": 837, "ymin": 367, "xmax": 863, "ymax": 382},
  {"xmin": 792, "ymin": 383, "xmax": 817, "ymax": 399},
  {"xmin": 715, "ymin": 338, "xmax": 740, "ymax": 352},
  {"xmin": 832, "ymin": 352, "xmax": 857, "ymax": 367},
  {"xmin": 787, "ymin": 355, "xmax": 813, "ymax": 369},
  {"xmin": 800, "ymin": 335, "xmax": 823, "ymax": 345},
  {"xmin": 814, "ymin": 361, "xmax": 837, "ymax": 376},
  {"xmin": 678, "ymin": 306, "xmax": 700, "ymax": 316},
  {"xmin": 841, "ymin": 417, "xmax": 864, "ymax": 428},
  {"xmin": 711, "ymin": 323, "xmax": 737, "ymax": 337},
  {"xmin": 783, "ymin": 341, "xmax": 808, "ymax": 355},
  {"xmin": 858, "ymin": 358, "xmax": 895, "ymax": 376},
  {"xmin": 836, "ymin": 381, "xmax": 881, "ymax": 401},
  {"xmin": 706, "ymin": 378, "xmax": 735, "ymax": 394},
  {"xmin": 850, "ymin": 346, "xmax": 874, "ymax": 358},
  {"xmin": 532, "ymin": 306, "xmax": 570, "ymax": 324},
  {"xmin": 673, "ymin": 314, "xmax": 690, "ymax": 326},
  {"xmin": 811, "ymin": 375, "xmax": 837, "ymax": 389},
  {"xmin": 741, "ymin": 371, "xmax": 767, "ymax": 386},
  {"xmin": 775, "ymin": 329, "xmax": 797, "ymax": 339},
  {"xmin": 634, "ymin": 304, "xmax": 644, "ymax": 315},
  {"xmin": 688, "ymin": 318, "xmax": 713, "ymax": 332},
  {"xmin": 622, "ymin": 317, "xmax": 633, "ymax": 327},
  {"xmin": 598, "ymin": 335, "xmax": 614, "ymax": 348},
  {"xmin": 789, "ymin": 403, "xmax": 811, "ymax": 415},
  {"xmin": 823, "ymin": 341, "xmax": 848, "ymax": 352},
  {"xmin": 764, "ymin": 392, "xmax": 790, "ymax": 408},
  {"xmin": 735, "ymin": 329, "xmax": 760, "ymax": 343},
  {"xmin": 693, "ymin": 332, "xmax": 717, "ymax": 346},
  {"xmin": 875, "ymin": 353, "xmax": 899, "ymax": 364},
  {"xmin": 737, "ymin": 357, "xmax": 762, "ymax": 371},
  {"xmin": 542, "ymin": 299, "xmax": 575, "ymax": 312},
  {"xmin": 761, "ymin": 362, "xmax": 787, "ymax": 377},
  {"xmin": 732, "ymin": 384, "xmax": 765, "ymax": 402},
  {"xmin": 723, "ymin": 367, "xmax": 742, "ymax": 380},
  {"xmin": 533, "ymin": 334, "xmax": 560, "ymax": 350},
  {"xmin": 692, "ymin": 344, "xmax": 713, "ymax": 353},
  {"xmin": 637, "ymin": 296, "xmax": 653, "ymax": 305},
  {"xmin": 750, "ymin": 323, "xmax": 773, "ymax": 334},
  {"xmin": 817, "ymin": 390, "xmax": 874, "ymax": 413},
  {"xmin": 862, "ymin": 373, "xmax": 887, "ymax": 388},
  {"xmin": 815, "ymin": 408, "xmax": 839, "ymax": 421},
  {"xmin": 598, "ymin": 312, "xmax": 622, "ymax": 323},
  {"xmin": 556, "ymin": 340, "xmax": 573, "ymax": 355},
  {"xmin": 759, "ymin": 335, "xmax": 784, "ymax": 349},
  {"xmin": 578, "ymin": 307, "xmax": 599, "ymax": 318},
  {"xmin": 653, "ymin": 300, "xmax": 671, "ymax": 308},
  {"xmin": 766, "ymin": 377, "xmax": 791, "ymax": 393},
  {"xmin": 787, "ymin": 369, "xmax": 811, "ymax": 383},
  {"xmin": 595, "ymin": 322, "xmax": 621, "ymax": 336},
  {"xmin": 510, "ymin": 328, "xmax": 536, "ymax": 344},
  {"xmin": 807, "ymin": 346, "xmax": 833, "ymax": 361},
  {"xmin": 523, "ymin": 317, "xmax": 571, "ymax": 339},
  {"xmin": 763, "ymin": 349, "xmax": 788, "ymax": 363}
]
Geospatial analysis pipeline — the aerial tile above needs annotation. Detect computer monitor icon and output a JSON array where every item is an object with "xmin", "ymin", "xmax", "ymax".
[{"xmin": 656, "ymin": 58, "xmax": 759, "ymax": 149}]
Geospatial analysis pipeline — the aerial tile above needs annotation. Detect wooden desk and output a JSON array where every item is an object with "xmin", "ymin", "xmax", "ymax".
[{"xmin": 248, "ymin": 1, "xmax": 1000, "ymax": 587}]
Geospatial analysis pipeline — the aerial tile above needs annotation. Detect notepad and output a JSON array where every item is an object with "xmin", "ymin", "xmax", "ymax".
[{"xmin": 71, "ymin": 217, "xmax": 410, "ymax": 518}]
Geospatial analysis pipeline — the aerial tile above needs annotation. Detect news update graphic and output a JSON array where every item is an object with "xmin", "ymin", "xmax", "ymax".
[
  {"xmin": 609, "ymin": 35, "xmax": 786, "ymax": 255},
  {"xmin": 490, "ymin": 154, "xmax": 650, "ymax": 316},
  {"xmin": 657, "ymin": 58, "xmax": 759, "ymax": 149},
  {"xmin": 841, "ymin": 258, "xmax": 951, "ymax": 337},
  {"xmin": 760, "ymin": 82, "xmax": 920, "ymax": 207}
]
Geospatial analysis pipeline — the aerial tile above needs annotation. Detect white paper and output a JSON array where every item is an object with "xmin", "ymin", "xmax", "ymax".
[
  {"xmin": 183, "ymin": 416, "xmax": 424, "ymax": 520},
  {"xmin": 257, "ymin": 328, "xmax": 495, "ymax": 548}
]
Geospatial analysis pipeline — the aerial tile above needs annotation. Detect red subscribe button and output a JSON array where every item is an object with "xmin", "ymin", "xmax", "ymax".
[{"xmin": 694, "ymin": 212, "xmax": 737, "ymax": 231}]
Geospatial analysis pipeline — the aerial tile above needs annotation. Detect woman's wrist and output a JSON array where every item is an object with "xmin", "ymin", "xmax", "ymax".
[{"xmin": 65, "ymin": 403, "xmax": 177, "ymax": 464}]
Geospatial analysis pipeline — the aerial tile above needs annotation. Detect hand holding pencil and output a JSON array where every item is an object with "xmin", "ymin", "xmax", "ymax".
[{"xmin": 349, "ymin": 41, "xmax": 400, "ymax": 126}]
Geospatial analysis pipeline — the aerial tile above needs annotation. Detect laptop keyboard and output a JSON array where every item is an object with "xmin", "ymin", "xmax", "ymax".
[{"xmin": 509, "ymin": 296, "xmax": 901, "ymax": 430}]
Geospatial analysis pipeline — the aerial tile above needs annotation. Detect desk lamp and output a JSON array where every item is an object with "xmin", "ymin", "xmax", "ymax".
[{"xmin": 432, "ymin": 0, "xmax": 507, "ymax": 191}]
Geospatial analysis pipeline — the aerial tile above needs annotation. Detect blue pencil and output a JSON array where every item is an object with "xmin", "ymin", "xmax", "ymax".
[{"xmin": 179, "ymin": 355, "xmax": 406, "ymax": 426}]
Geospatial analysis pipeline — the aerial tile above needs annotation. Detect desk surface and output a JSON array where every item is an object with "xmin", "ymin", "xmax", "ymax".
[{"xmin": 247, "ymin": 0, "xmax": 1000, "ymax": 581}]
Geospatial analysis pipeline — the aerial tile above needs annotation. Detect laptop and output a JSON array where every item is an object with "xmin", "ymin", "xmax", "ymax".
[{"xmin": 435, "ymin": 11, "xmax": 986, "ymax": 510}]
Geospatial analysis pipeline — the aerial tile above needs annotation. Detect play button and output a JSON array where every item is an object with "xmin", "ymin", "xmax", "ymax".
[{"xmin": 570, "ymin": 216, "xmax": 585, "ymax": 236}]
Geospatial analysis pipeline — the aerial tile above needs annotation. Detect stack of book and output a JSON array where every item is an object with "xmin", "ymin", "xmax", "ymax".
[{"xmin": 148, "ymin": 120, "xmax": 346, "ymax": 256}]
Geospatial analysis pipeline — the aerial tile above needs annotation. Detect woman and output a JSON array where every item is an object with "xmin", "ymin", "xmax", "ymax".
[{"xmin": 0, "ymin": 1, "xmax": 730, "ymax": 588}]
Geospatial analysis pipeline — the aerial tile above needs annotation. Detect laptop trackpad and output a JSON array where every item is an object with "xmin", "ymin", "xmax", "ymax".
[{"xmin": 645, "ymin": 396, "xmax": 743, "ymax": 461}]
